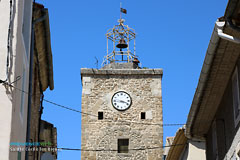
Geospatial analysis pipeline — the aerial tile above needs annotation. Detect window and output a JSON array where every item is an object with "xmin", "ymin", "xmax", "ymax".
[
  {"xmin": 118, "ymin": 139, "xmax": 129, "ymax": 153},
  {"xmin": 163, "ymin": 155, "xmax": 166, "ymax": 160},
  {"xmin": 212, "ymin": 120, "xmax": 219, "ymax": 160},
  {"xmin": 22, "ymin": 0, "xmax": 33, "ymax": 59},
  {"xmin": 232, "ymin": 67, "xmax": 240, "ymax": 127},
  {"xmin": 18, "ymin": 151, "xmax": 21, "ymax": 160},
  {"xmin": 141, "ymin": 112, "xmax": 146, "ymax": 119},
  {"xmin": 98, "ymin": 112, "xmax": 103, "ymax": 120}
]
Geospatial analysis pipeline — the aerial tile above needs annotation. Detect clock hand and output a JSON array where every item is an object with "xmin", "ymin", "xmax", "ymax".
[
  {"xmin": 119, "ymin": 100, "xmax": 128, "ymax": 104},
  {"xmin": 114, "ymin": 100, "xmax": 122, "ymax": 103},
  {"xmin": 114, "ymin": 99, "xmax": 125, "ymax": 103}
]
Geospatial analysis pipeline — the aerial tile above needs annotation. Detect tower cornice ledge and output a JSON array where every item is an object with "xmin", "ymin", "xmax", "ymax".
[{"xmin": 81, "ymin": 68, "xmax": 163, "ymax": 76}]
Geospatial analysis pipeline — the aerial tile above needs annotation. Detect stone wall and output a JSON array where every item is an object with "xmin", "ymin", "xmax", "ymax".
[
  {"xmin": 81, "ymin": 68, "xmax": 163, "ymax": 160},
  {"xmin": 39, "ymin": 120, "xmax": 57, "ymax": 159}
]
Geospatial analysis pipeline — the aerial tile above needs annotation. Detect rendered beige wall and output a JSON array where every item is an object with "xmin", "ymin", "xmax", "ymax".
[
  {"xmin": 179, "ymin": 141, "xmax": 206, "ymax": 160},
  {"xmin": 187, "ymin": 141, "xmax": 206, "ymax": 160}
]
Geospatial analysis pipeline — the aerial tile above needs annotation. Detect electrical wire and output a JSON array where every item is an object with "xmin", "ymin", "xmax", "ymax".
[
  {"xmin": 62, "ymin": 143, "xmax": 186, "ymax": 151},
  {"xmin": 43, "ymin": 99, "xmax": 185, "ymax": 126},
  {"xmin": 0, "ymin": 80, "xmax": 185, "ymax": 126},
  {"xmin": 0, "ymin": 79, "xmax": 29, "ymax": 94},
  {"xmin": 2, "ymin": 80, "xmax": 188, "ymax": 154},
  {"xmin": 9, "ymin": 76, "xmax": 21, "ymax": 85},
  {"xmin": 31, "ymin": 143, "xmax": 187, "ymax": 152},
  {"xmin": 43, "ymin": 99, "xmax": 98, "ymax": 117}
]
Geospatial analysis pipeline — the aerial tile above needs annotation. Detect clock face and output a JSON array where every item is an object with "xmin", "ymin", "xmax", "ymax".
[{"xmin": 111, "ymin": 91, "xmax": 132, "ymax": 111}]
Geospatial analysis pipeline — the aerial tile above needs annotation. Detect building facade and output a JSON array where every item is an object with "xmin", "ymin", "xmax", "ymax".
[
  {"xmin": 186, "ymin": 0, "xmax": 240, "ymax": 159},
  {"xmin": 81, "ymin": 16, "xmax": 163, "ymax": 160},
  {"xmin": 0, "ymin": 1, "xmax": 55, "ymax": 160},
  {"xmin": 164, "ymin": 127, "xmax": 205, "ymax": 160},
  {"xmin": 27, "ymin": 3, "xmax": 56, "ymax": 160},
  {"xmin": 0, "ymin": 0, "xmax": 33, "ymax": 159}
]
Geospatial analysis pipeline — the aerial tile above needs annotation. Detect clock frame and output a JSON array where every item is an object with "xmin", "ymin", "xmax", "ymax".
[{"xmin": 111, "ymin": 91, "xmax": 132, "ymax": 111}]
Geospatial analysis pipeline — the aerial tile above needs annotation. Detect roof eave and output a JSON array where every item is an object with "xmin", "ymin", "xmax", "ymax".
[
  {"xmin": 43, "ymin": 9, "xmax": 54, "ymax": 90},
  {"xmin": 34, "ymin": 5, "xmax": 54, "ymax": 91},
  {"xmin": 224, "ymin": 0, "xmax": 240, "ymax": 19},
  {"xmin": 185, "ymin": 22, "xmax": 221, "ymax": 140},
  {"xmin": 166, "ymin": 127, "xmax": 187, "ymax": 160}
]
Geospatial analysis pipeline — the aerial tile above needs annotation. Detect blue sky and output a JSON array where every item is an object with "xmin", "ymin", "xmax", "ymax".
[{"xmin": 41, "ymin": 0, "xmax": 228, "ymax": 159}]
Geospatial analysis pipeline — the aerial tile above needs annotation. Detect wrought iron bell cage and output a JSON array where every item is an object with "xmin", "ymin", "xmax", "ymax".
[{"xmin": 102, "ymin": 19, "xmax": 136, "ymax": 66}]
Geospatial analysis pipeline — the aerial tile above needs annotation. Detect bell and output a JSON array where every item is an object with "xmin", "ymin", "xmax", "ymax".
[{"xmin": 116, "ymin": 38, "xmax": 128, "ymax": 49}]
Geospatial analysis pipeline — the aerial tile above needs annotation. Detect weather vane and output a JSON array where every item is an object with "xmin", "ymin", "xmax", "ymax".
[{"xmin": 120, "ymin": 2, "xmax": 127, "ymax": 20}]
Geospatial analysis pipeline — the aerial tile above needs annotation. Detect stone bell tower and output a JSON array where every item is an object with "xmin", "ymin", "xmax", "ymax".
[{"xmin": 81, "ymin": 7, "xmax": 163, "ymax": 160}]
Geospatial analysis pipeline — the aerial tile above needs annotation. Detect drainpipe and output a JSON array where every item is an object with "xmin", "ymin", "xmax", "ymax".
[
  {"xmin": 186, "ymin": 19, "xmax": 240, "ymax": 140},
  {"xmin": 25, "ymin": 7, "xmax": 47, "ymax": 160},
  {"xmin": 25, "ymin": 10, "xmax": 35, "ymax": 160},
  {"xmin": 216, "ymin": 21, "xmax": 240, "ymax": 44}
]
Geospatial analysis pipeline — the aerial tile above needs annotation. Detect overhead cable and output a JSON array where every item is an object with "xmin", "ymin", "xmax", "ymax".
[{"xmin": 0, "ymin": 80, "xmax": 185, "ymax": 127}]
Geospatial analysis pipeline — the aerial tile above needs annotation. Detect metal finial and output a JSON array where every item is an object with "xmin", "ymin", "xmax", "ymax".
[{"xmin": 120, "ymin": 2, "xmax": 122, "ymax": 20}]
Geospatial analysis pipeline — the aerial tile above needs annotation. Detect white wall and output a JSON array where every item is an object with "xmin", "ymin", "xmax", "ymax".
[
  {"xmin": 0, "ymin": 1, "xmax": 14, "ymax": 159},
  {"xmin": 0, "ymin": 0, "xmax": 32, "ymax": 159},
  {"xmin": 187, "ymin": 141, "xmax": 206, "ymax": 160}
]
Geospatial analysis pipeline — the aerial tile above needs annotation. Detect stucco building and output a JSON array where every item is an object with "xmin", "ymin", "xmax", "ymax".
[
  {"xmin": 81, "ymin": 15, "xmax": 163, "ymax": 159},
  {"xmin": 0, "ymin": 1, "xmax": 55, "ymax": 160},
  {"xmin": 186, "ymin": 0, "xmax": 240, "ymax": 159},
  {"xmin": 163, "ymin": 127, "xmax": 205, "ymax": 160}
]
